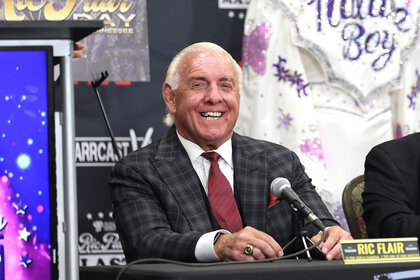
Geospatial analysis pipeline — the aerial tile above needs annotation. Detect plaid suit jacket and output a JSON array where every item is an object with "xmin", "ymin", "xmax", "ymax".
[{"xmin": 110, "ymin": 126, "xmax": 338, "ymax": 262}]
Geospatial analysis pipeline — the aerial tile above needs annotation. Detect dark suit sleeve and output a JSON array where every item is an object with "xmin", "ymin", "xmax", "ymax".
[
  {"xmin": 363, "ymin": 146, "xmax": 420, "ymax": 239},
  {"xmin": 110, "ymin": 160, "xmax": 202, "ymax": 262},
  {"xmin": 288, "ymin": 151, "xmax": 339, "ymax": 237}
]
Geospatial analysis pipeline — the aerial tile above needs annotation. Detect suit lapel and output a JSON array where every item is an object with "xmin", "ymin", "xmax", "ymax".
[
  {"xmin": 152, "ymin": 127, "xmax": 213, "ymax": 232},
  {"xmin": 233, "ymin": 134, "xmax": 268, "ymax": 231}
]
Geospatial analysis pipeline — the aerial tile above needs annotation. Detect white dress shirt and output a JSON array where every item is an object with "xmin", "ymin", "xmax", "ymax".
[{"xmin": 176, "ymin": 131, "xmax": 232, "ymax": 262}]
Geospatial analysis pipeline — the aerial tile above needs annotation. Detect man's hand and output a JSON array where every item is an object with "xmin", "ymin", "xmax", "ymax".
[
  {"xmin": 73, "ymin": 42, "xmax": 86, "ymax": 59},
  {"xmin": 214, "ymin": 226, "xmax": 284, "ymax": 261},
  {"xmin": 310, "ymin": 226, "xmax": 353, "ymax": 260}
]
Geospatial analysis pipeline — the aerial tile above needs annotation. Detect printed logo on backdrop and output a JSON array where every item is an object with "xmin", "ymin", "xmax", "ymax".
[
  {"xmin": 79, "ymin": 211, "xmax": 125, "ymax": 266},
  {"xmin": 75, "ymin": 127, "xmax": 153, "ymax": 167},
  {"xmin": 77, "ymin": 127, "xmax": 153, "ymax": 266},
  {"xmin": 218, "ymin": 0, "xmax": 249, "ymax": 19},
  {"xmin": 0, "ymin": 0, "xmax": 150, "ymax": 82}
]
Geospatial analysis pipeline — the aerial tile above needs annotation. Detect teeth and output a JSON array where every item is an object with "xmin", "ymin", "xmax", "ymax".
[
  {"xmin": 201, "ymin": 112, "xmax": 222, "ymax": 120},
  {"xmin": 201, "ymin": 112, "xmax": 222, "ymax": 117}
]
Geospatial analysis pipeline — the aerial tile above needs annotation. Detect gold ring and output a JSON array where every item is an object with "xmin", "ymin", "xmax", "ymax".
[{"xmin": 244, "ymin": 244, "xmax": 255, "ymax": 256}]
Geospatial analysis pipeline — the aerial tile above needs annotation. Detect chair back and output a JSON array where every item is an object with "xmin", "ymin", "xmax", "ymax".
[{"xmin": 342, "ymin": 175, "xmax": 368, "ymax": 239}]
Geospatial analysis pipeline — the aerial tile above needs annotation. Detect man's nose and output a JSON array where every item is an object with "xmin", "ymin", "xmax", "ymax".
[{"xmin": 204, "ymin": 84, "xmax": 223, "ymax": 103}]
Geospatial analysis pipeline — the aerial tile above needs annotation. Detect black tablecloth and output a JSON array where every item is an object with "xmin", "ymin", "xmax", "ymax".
[{"xmin": 80, "ymin": 259, "xmax": 420, "ymax": 280}]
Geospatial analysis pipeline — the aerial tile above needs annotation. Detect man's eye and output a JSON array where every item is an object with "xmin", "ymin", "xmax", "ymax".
[
  {"xmin": 220, "ymin": 83, "xmax": 233, "ymax": 89},
  {"xmin": 192, "ymin": 82, "xmax": 204, "ymax": 88}
]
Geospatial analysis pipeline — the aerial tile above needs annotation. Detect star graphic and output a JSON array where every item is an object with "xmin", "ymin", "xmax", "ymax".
[
  {"xmin": 20, "ymin": 253, "xmax": 32, "ymax": 268},
  {"xmin": 297, "ymin": 82, "xmax": 309, "ymax": 98},
  {"xmin": 273, "ymin": 55, "xmax": 309, "ymax": 97},
  {"xmin": 278, "ymin": 108, "xmax": 293, "ymax": 130},
  {"xmin": 273, "ymin": 56, "xmax": 288, "ymax": 82},
  {"xmin": 408, "ymin": 70, "xmax": 420, "ymax": 110},
  {"xmin": 408, "ymin": 90, "xmax": 417, "ymax": 110},
  {"xmin": 18, "ymin": 227, "xmax": 31, "ymax": 241},
  {"xmin": 287, "ymin": 71, "xmax": 301, "ymax": 87},
  {"xmin": 13, "ymin": 201, "xmax": 28, "ymax": 215}
]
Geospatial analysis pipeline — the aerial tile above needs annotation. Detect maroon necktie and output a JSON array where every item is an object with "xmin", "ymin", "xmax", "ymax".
[{"xmin": 202, "ymin": 152, "xmax": 243, "ymax": 233}]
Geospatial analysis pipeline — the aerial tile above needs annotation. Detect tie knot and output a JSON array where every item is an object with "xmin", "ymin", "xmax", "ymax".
[{"xmin": 201, "ymin": 152, "xmax": 221, "ymax": 163}]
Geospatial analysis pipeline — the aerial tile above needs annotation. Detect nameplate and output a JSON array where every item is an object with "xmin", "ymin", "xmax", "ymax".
[{"xmin": 341, "ymin": 237, "xmax": 420, "ymax": 264}]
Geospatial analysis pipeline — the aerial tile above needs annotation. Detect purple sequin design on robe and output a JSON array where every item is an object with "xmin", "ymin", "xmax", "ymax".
[
  {"xmin": 273, "ymin": 56, "xmax": 309, "ymax": 98},
  {"xmin": 242, "ymin": 22, "xmax": 273, "ymax": 75},
  {"xmin": 407, "ymin": 70, "xmax": 420, "ymax": 110},
  {"xmin": 299, "ymin": 138, "xmax": 325, "ymax": 166},
  {"xmin": 277, "ymin": 108, "xmax": 293, "ymax": 130}
]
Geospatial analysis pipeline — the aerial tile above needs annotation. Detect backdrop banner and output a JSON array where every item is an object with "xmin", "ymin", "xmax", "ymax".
[
  {"xmin": 0, "ymin": 0, "xmax": 247, "ymax": 266},
  {"xmin": 0, "ymin": 0, "xmax": 151, "ymax": 82}
]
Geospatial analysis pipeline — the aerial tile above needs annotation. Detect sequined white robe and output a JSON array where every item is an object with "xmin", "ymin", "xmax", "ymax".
[{"xmin": 235, "ymin": 0, "xmax": 420, "ymax": 227}]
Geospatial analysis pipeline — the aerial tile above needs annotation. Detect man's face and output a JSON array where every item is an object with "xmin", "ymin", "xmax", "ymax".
[{"xmin": 164, "ymin": 52, "xmax": 240, "ymax": 150}]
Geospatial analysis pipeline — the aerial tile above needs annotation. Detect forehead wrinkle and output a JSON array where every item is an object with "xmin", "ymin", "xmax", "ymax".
[
  {"xmin": 179, "ymin": 52, "xmax": 238, "ymax": 86},
  {"xmin": 188, "ymin": 76, "xmax": 208, "ymax": 83}
]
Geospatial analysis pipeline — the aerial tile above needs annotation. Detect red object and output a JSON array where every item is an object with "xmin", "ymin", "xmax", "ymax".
[
  {"xmin": 202, "ymin": 152, "xmax": 243, "ymax": 232},
  {"xmin": 268, "ymin": 191, "xmax": 280, "ymax": 209}
]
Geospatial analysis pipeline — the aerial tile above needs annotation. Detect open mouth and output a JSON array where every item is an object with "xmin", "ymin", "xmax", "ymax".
[{"xmin": 200, "ymin": 112, "xmax": 223, "ymax": 121}]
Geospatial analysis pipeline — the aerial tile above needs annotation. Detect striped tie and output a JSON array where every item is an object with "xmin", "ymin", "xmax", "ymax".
[{"xmin": 202, "ymin": 152, "xmax": 243, "ymax": 233}]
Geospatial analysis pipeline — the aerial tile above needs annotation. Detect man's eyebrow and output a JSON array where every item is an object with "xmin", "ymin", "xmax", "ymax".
[
  {"xmin": 189, "ymin": 77, "xmax": 208, "ymax": 82},
  {"xmin": 219, "ymin": 77, "xmax": 235, "ymax": 83}
]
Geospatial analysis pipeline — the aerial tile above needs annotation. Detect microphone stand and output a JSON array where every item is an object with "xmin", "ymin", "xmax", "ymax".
[
  {"xmin": 90, "ymin": 71, "xmax": 122, "ymax": 161},
  {"xmin": 282, "ymin": 211, "xmax": 313, "ymax": 261}
]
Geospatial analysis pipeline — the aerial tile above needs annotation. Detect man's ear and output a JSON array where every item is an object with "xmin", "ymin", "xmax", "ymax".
[{"xmin": 162, "ymin": 83, "xmax": 176, "ymax": 114}]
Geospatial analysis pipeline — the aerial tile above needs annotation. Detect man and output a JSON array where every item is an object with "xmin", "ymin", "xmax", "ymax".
[
  {"xmin": 110, "ymin": 42, "xmax": 351, "ymax": 263},
  {"xmin": 363, "ymin": 132, "xmax": 420, "ymax": 239}
]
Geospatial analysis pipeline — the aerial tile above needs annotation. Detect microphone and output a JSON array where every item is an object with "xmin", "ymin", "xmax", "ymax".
[{"xmin": 270, "ymin": 177, "xmax": 325, "ymax": 230}]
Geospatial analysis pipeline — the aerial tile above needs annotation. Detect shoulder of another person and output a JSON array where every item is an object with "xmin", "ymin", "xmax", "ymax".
[{"xmin": 373, "ymin": 133, "xmax": 420, "ymax": 156}]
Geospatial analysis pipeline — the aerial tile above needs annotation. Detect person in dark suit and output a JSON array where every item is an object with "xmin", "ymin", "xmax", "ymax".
[
  {"xmin": 363, "ymin": 132, "xmax": 420, "ymax": 239},
  {"xmin": 109, "ymin": 42, "xmax": 352, "ymax": 263}
]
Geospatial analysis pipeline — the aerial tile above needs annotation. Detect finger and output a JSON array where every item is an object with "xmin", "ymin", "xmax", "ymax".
[
  {"xmin": 239, "ymin": 242, "xmax": 274, "ymax": 261},
  {"xmin": 234, "ymin": 244, "xmax": 255, "ymax": 261},
  {"xmin": 321, "ymin": 227, "xmax": 344, "ymax": 254},
  {"xmin": 249, "ymin": 229, "xmax": 283, "ymax": 257},
  {"xmin": 251, "ymin": 247, "xmax": 266, "ymax": 260},
  {"xmin": 321, "ymin": 235, "xmax": 338, "ymax": 256},
  {"xmin": 310, "ymin": 231, "xmax": 325, "ymax": 252},
  {"xmin": 240, "ymin": 240, "xmax": 282, "ymax": 260},
  {"xmin": 72, "ymin": 52, "xmax": 85, "ymax": 59},
  {"xmin": 321, "ymin": 227, "xmax": 353, "ymax": 257},
  {"xmin": 73, "ymin": 42, "xmax": 86, "ymax": 59},
  {"xmin": 235, "ymin": 227, "xmax": 281, "ymax": 259},
  {"xmin": 74, "ymin": 42, "xmax": 86, "ymax": 51},
  {"xmin": 251, "ymin": 239, "xmax": 282, "ymax": 259},
  {"xmin": 316, "ymin": 240, "xmax": 325, "ymax": 251},
  {"xmin": 251, "ymin": 240, "xmax": 277, "ymax": 259},
  {"xmin": 228, "ymin": 252, "xmax": 253, "ymax": 262},
  {"xmin": 310, "ymin": 231, "xmax": 322, "ymax": 242},
  {"xmin": 326, "ymin": 232, "xmax": 352, "ymax": 260},
  {"xmin": 232, "ymin": 227, "xmax": 284, "ymax": 260},
  {"xmin": 325, "ymin": 243, "xmax": 342, "ymax": 260}
]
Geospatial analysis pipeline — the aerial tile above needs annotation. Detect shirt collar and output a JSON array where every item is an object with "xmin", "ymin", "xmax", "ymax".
[{"xmin": 176, "ymin": 130, "xmax": 233, "ymax": 168}]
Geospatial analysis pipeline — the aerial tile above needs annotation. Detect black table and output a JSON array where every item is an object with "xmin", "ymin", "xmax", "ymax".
[{"xmin": 80, "ymin": 259, "xmax": 420, "ymax": 280}]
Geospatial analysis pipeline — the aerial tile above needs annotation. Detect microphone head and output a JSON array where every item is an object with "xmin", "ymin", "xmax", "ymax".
[{"xmin": 270, "ymin": 177, "xmax": 291, "ymax": 198}]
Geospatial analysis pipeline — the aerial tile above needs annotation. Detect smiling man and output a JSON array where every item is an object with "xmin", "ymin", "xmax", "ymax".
[
  {"xmin": 162, "ymin": 45, "xmax": 240, "ymax": 151},
  {"xmin": 109, "ymin": 42, "xmax": 351, "ymax": 263}
]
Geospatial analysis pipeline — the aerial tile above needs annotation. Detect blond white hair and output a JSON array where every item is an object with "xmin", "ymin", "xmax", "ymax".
[{"xmin": 162, "ymin": 42, "xmax": 242, "ymax": 126}]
